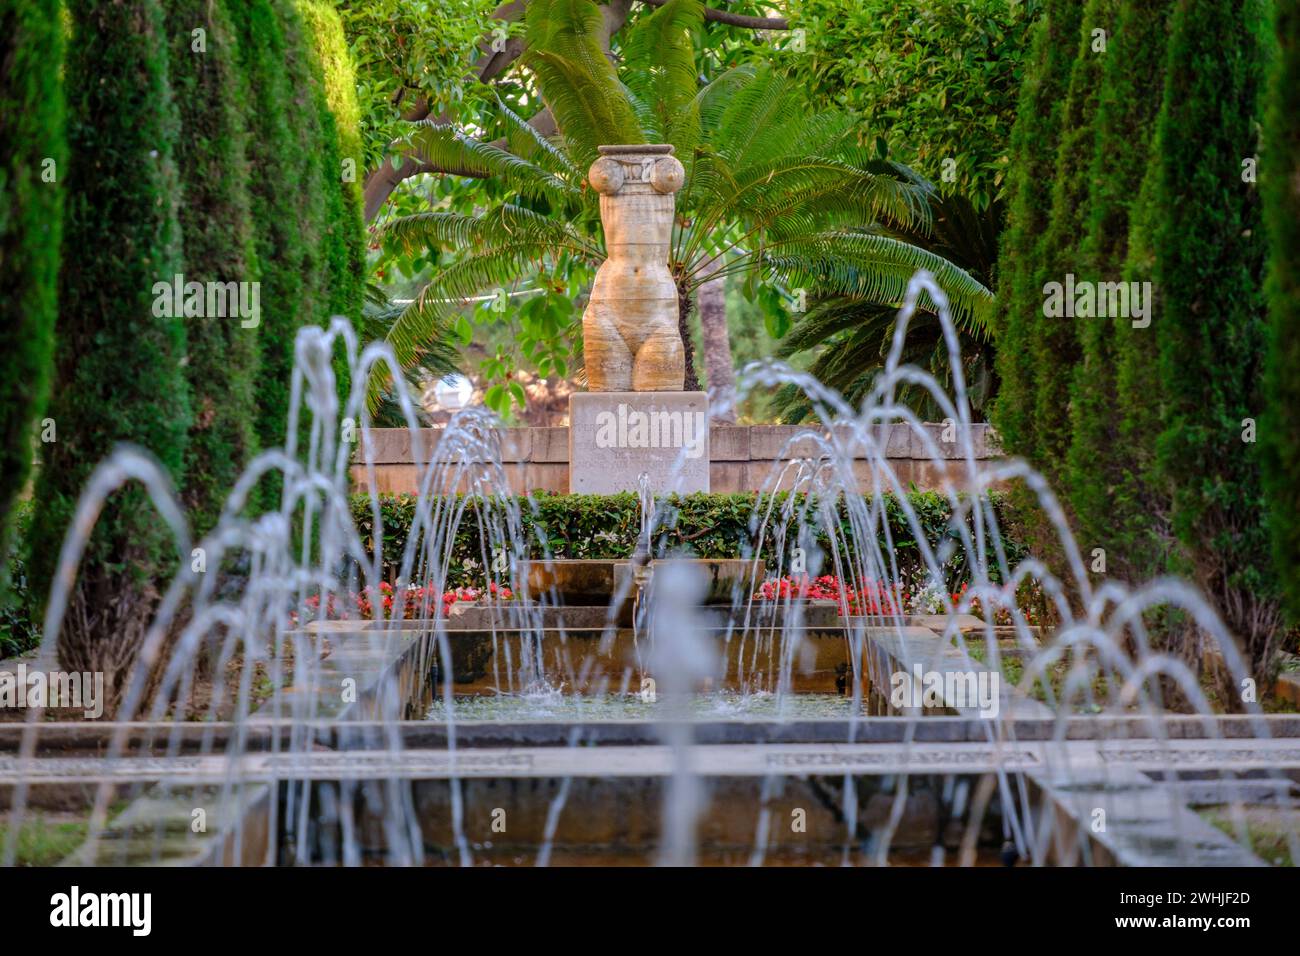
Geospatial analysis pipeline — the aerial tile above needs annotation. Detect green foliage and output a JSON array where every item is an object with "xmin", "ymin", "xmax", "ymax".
[
  {"xmin": 1109, "ymin": 108, "xmax": 1172, "ymax": 580},
  {"xmin": 770, "ymin": 0, "xmax": 1044, "ymax": 212},
  {"xmin": 228, "ymin": 0, "xmax": 365, "ymax": 469},
  {"xmin": 350, "ymin": 491, "xmax": 1027, "ymax": 590},
  {"xmin": 274, "ymin": 1, "xmax": 332, "ymax": 325},
  {"xmin": 1031, "ymin": 0, "xmax": 1114, "ymax": 484},
  {"xmin": 0, "ymin": 502, "xmax": 39, "ymax": 658},
  {"xmin": 775, "ymin": 185, "xmax": 1002, "ymax": 421},
  {"xmin": 1146, "ymin": 0, "xmax": 1278, "ymax": 677},
  {"xmin": 0, "ymin": 816, "xmax": 89, "ymax": 868},
  {"xmin": 0, "ymin": 0, "xmax": 64, "ymax": 577},
  {"xmin": 1065, "ymin": 0, "xmax": 1172, "ymax": 572},
  {"xmin": 335, "ymin": 0, "xmax": 502, "ymax": 171},
  {"xmin": 297, "ymin": 0, "xmax": 369, "ymax": 416},
  {"xmin": 1263, "ymin": 0, "xmax": 1300, "ymax": 623},
  {"xmin": 989, "ymin": 0, "xmax": 1083, "ymax": 462},
  {"xmin": 380, "ymin": 0, "xmax": 992, "ymax": 408},
  {"xmin": 29, "ymin": 0, "xmax": 189, "ymax": 678},
  {"xmin": 301, "ymin": 1, "xmax": 366, "ymax": 171},
  {"xmin": 166, "ymin": 0, "xmax": 260, "ymax": 538},
  {"xmin": 523, "ymin": 0, "xmax": 646, "ymax": 170},
  {"xmin": 228, "ymin": 1, "xmax": 318, "ymax": 461},
  {"xmin": 297, "ymin": 0, "xmax": 367, "ymax": 326}
]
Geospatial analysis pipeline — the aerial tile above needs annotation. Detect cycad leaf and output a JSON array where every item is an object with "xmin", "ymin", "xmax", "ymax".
[
  {"xmin": 622, "ymin": 0, "xmax": 703, "ymax": 140},
  {"xmin": 523, "ymin": 0, "xmax": 645, "ymax": 169}
]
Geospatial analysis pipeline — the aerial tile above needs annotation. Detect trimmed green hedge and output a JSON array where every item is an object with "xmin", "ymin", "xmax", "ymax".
[
  {"xmin": 350, "ymin": 492, "xmax": 1029, "ymax": 590},
  {"xmin": 0, "ymin": 0, "xmax": 65, "ymax": 579},
  {"xmin": 296, "ymin": 0, "xmax": 367, "ymax": 413},
  {"xmin": 0, "ymin": 500, "xmax": 38, "ymax": 658},
  {"xmin": 297, "ymin": 0, "xmax": 366, "ymax": 325},
  {"xmin": 228, "ymin": 1, "xmax": 321, "ymax": 470}
]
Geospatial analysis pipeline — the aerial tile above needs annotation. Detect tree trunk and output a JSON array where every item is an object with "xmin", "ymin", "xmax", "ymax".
[
  {"xmin": 362, "ymin": 0, "xmax": 632, "ymax": 223},
  {"xmin": 676, "ymin": 284, "xmax": 701, "ymax": 392},
  {"xmin": 696, "ymin": 275, "xmax": 736, "ymax": 421}
]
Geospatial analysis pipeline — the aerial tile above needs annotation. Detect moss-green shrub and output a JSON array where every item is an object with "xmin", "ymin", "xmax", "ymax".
[
  {"xmin": 228, "ymin": 1, "xmax": 365, "ymax": 489},
  {"xmin": 29, "ymin": 0, "xmax": 189, "ymax": 703},
  {"xmin": 167, "ymin": 0, "xmax": 261, "ymax": 537},
  {"xmin": 350, "ymin": 492, "xmax": 1029, "ymax": 590},
  {"xmin": 297, "ymin": 0, "xmax": 366, "ymax": 321},
  {"xmin": 296, "ymin": 0, "xmax": 367, "ymax": 411},
  {"xmin": 0, "ymin": 0, "xmax": 65, "ymax": 578}
]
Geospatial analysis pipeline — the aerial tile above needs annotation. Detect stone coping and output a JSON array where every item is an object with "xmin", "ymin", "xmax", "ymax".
[
  {"xmin": 350, "ymin": 423, "xmax": 1001, "ymax": 494},
  {"xmin": 23, "ymin": 737, "xmax": 1300, "ymax": 786},
  {"xmin": 354, "ymin": 422, "xmax": 999, "ymax": 466},
  {"xmin": 11, "ymin": 713, "xmax": 1299, "ymax": 753}
]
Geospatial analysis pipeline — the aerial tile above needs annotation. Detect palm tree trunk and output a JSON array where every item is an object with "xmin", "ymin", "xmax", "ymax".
[
  {"xmin": 676, "ymin": 284, "xmax": 701, "ymax": 391},
  {"xmin": 696, "ymin": 275, "xmax": 736, "ymax": 422}
]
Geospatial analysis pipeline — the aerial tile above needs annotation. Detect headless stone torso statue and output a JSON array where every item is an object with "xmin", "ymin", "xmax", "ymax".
[
  {"xmin": 569, "ymin": 144, "xmax": 707, "ymax": 494},
  {"xmin": 583, "ymin": 144, "xmax": 686, "ymax": 391}
]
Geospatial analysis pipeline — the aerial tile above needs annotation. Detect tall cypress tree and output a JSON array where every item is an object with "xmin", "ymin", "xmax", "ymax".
[
  {"xmin": 30, "ymin": 0, "xmax": 189, "ymax": 711},
  {"xmin": 0, "ymin": 0, "xmax": 65, "ymax": 572},
  {"xmin": 297, "ymin": 0, "xmax": 367, "ymax": 326},
  {"xmin": 1145, "ymin": 0, "xmax": 1279, "ymax": 682},
  {"xmin": 166, "ymin": 0, "xmax": 261, "ymax": 537},
  {"xmin": 228, "ymin": 0, "xmax": 361, "ymax": 476},
  {"xmin": 990, "ymin": 0, "xmax": 1084, "ymax": 464},
  {"xmin": 1032, "ymin": 0, "xmax": 1115, "ymax": 484},
  {"xmin": 296, "ymin": 0, "xmax": 368, "ymax": 415},
  {"xmin": 227, "ymin": 1, "xmax": 320, "ymax": 465},
  {"xmin": 1066, "ymin": 0, "xmax": 1173, "ymax": 573},
  {"xmin": 1262, "ymin": 0, "xmax": 1300, "ymax": 623}
]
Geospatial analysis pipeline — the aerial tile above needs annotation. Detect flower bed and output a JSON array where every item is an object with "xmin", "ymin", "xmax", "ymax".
[
  {"xmin": 753, "ymin": 573, "xmax": 1047, "ymax": 625},
  {"xmin": 290, "ymin": 581, "xmax": 512, "ymax": 627}
]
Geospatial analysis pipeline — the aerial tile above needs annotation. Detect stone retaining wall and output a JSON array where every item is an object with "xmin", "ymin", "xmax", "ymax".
[{"xmin": 350, "ymin": 423, "xmax": 1000, "ymax": 495}]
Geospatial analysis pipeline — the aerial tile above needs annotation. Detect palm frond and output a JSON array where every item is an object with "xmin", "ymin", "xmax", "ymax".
[
  {"xmin": 360, "ymin": 294, "xmax": 459, "ymax": 416},
  {"xmin": 693, "ymin": 157, "xmax": 930, "ymax": 250},
  {"xmin": 371, "ymin": 202, "xmax": 605, "ymax": 411},
  {"xmin": 375, "ymin": 240, "xmax": 564, "ymax": 410},
  {"xmin": 406, "ymin": 120, "xmax": 580, "ymax": 207},
  {"xmin": 382, "ymin": 204, "xmax": 600, "ymax": 262},
  {"xmin": 622, "ymin": 0, "xmax": 703, "ymax": 140},
  {"xmin": 774, "ymin": 299, "xmax": 996, "ymax": 423},
  {"xmin": 494, "ymin": 92, "xmax": 582, "ymax": 181},
  {"xmin": 523, "ymin": 0, "xmax": 645, "ymax": 169},
  {"xmin": 709, "ymin": 66, "xmax": 805, "ymax": 168},
  {"xmin": 762, "ymin": 231, "xmax": 995, "ymax": 331}
]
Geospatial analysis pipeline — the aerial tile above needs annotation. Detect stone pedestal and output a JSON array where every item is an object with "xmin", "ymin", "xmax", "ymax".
[{"xmin": 569, "ymin": 392, "xmax": 709, "ymax": 494}]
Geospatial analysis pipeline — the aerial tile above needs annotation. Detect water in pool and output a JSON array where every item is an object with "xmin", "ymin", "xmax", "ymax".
[{"xmin": 426, "ymin": 690, "xmax": 863, "ymax": 721}]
